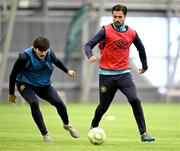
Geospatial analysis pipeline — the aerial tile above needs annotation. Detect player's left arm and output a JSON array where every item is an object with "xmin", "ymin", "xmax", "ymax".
[
  {"xmin": 50, "ymin": 50, "xmax": 76, "ymax": 77},
  {"xmin": 133, "ymin": 32, "xmax": 148, "ymax": 74}
]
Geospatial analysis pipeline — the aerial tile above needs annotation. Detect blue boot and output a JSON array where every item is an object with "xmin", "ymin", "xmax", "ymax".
[{"xmin": 141, "ymin": 132, "xmax": 155, "ymax": 142}]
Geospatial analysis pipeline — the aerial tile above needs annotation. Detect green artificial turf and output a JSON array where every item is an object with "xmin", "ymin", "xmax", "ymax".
[{"xmin": 0, "ymin": 102, "xmax": 179, "ymax": 151}]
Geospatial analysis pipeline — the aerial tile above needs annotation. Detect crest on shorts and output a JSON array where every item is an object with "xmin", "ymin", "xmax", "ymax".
[
  {"xmin": 20, "ymin": 85, "xmax": 25, "ymax": 91},
  {"xmin": 100, "ymin": 86, "xmax": 107, "ymax": 93}
]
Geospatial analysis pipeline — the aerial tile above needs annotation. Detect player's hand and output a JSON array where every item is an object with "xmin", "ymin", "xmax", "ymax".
[
  {"xmin": 8, "ymin": 94, "xmax": 17, "ymax": 103},
  {"xmin": 138, "ymin": 68, "xmax": 146, "ymax": 74},
  {"xmin": 88, "ymin": 56, "xmax": 96, "ymax": 63},
  {"xmin": 67, "ymin": 70, "xmax": 76, "ymax": 77}
]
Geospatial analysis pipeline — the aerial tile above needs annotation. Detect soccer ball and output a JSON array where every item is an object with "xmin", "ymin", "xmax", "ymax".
[{"xmin": 88, "ymin": 127, "xmax": 106, "ymax": 145}]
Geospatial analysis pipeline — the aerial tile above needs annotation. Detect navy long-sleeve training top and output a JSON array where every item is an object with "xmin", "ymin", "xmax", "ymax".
[{"xmin": 9, "ymin": 49, "xmax": 68, "ymax": 95}]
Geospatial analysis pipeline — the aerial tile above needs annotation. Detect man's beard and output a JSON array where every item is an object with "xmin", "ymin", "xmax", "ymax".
[{"xmin": 114, "ymin": 23, "xmax": 121, "ymax": 28}]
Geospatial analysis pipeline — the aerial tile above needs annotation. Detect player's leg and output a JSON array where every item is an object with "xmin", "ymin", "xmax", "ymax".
[
  {"xmin": 117, "ymin": 73, "xmax": 155, "ymax": 142},
  {"xmin": 16, "ymin": 83, "xmax": 51, "ymax": 141},
  {"xmin": 91, "ymin": 75, "xmax": 117, "ymax": 128},
  {"xmin": 35, "ymin": 85, "xmax": 69, "ymax": 125},
  {"xmin": 121, "ymin": 85, "xmax": 147, "ymax": 135},
  {"xmin": 36, "ymin": 85, "xmax": 80, "ymax": 138}
]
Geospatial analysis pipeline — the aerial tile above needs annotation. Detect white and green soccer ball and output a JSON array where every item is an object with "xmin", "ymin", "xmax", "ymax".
[{"xmin": 88, "ymin": 127, "xmax": 106, "ymax": 145}]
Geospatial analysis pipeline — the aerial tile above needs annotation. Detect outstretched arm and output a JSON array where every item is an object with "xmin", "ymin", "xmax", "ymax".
[{"xmin": 50, "ymin": 50, "xmax": 76, "ymax": 77}]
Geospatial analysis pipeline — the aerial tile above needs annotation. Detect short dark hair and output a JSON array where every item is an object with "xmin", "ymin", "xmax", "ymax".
[
  {"xmin": 112, "ymin": 4, "xmax": 127, "ymax": 16},
  {"xmin": 33, "ymin": 36, "xmax": 50, "ymax": 51}
]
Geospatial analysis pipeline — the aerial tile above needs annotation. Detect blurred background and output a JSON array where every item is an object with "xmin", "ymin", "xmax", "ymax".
[{"xmin": 0, "ymin": 0, "xmax": 180, "ymax": 103}]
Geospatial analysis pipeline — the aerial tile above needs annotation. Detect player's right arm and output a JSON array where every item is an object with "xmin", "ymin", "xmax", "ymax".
[
  {"xmin": 8, "ymin": 53, "xmax": 29, "ymax": 103},
  {"xmin": 84, "ymin": 28, "xmax": 105, "ymax": 63}
]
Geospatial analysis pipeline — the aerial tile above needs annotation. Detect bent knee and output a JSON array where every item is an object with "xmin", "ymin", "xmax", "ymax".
[
  {"xmin": 128, "ymin": 98, "xmax": 140, "ymax": 104},
  {"xmin": 29, "ymin": 101, "xmax": 39, "ymax": 109}
]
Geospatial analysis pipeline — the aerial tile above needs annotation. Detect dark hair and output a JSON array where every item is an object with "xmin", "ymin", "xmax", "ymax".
[
  {"xmin": 112, "ymin": 4, "xmax": 127, "ymax": 16},
  {"xmin": 33, "ymin": 36, "xmax": 50, "ymax": 51}
]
